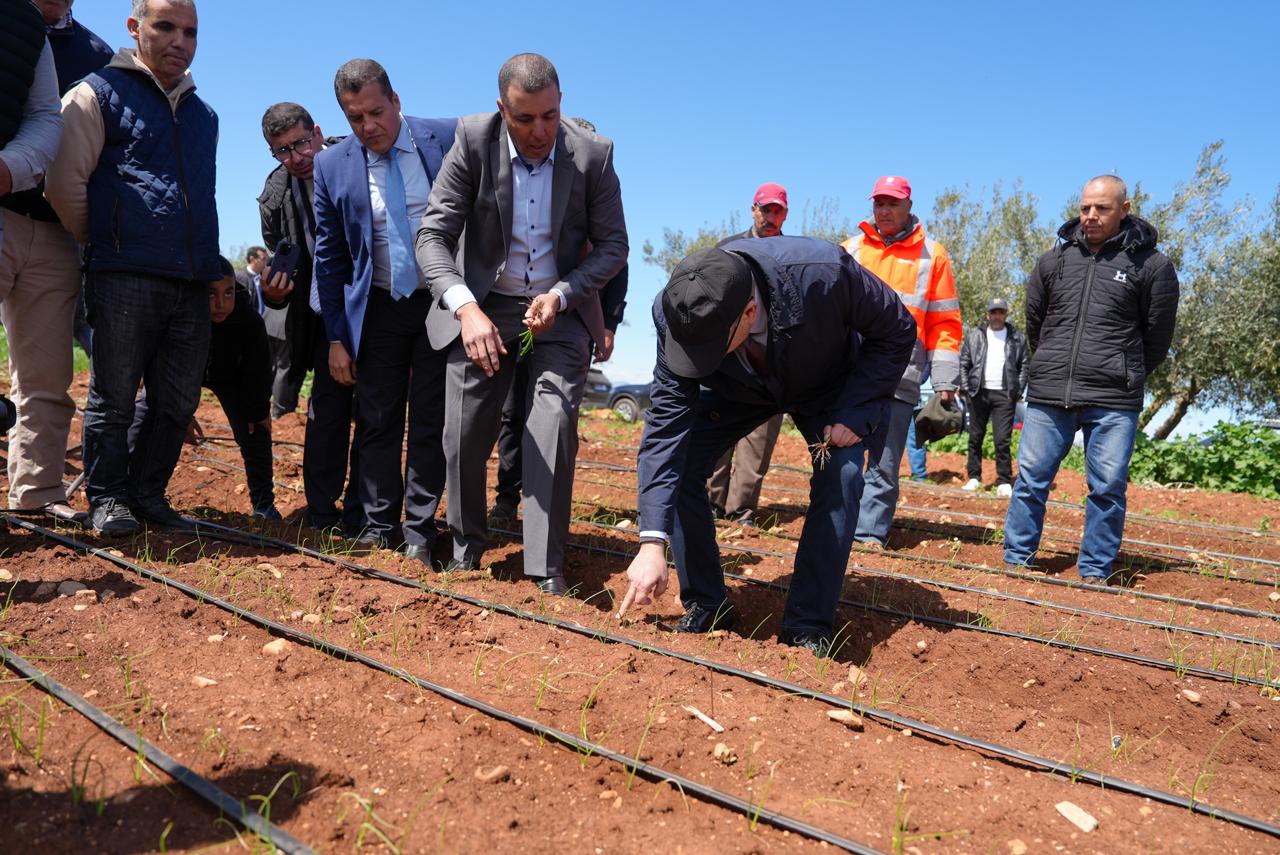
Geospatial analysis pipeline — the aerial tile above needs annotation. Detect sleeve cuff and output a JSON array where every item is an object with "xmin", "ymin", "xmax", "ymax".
[
  {"xmin": 638, "ymin": 530, "xmax": 668, "ymax": 543},
  {"xmin": 444, "ymin": 284, "xmax": 478, "ymax": 315},
  {"xmin": 551, "ymin": 287, "xmax": 567, "ymax": 312}
]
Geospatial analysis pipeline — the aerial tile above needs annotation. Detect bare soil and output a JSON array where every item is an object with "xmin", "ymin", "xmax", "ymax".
[{"xmin": 1, "ymin": 383, "xmax": 1277, "ymax": 854}]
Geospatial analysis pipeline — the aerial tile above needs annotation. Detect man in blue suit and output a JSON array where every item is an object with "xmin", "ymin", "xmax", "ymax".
[{"xmin": 312, "ymin": 58, "xmax": 455, "ymax": 563}]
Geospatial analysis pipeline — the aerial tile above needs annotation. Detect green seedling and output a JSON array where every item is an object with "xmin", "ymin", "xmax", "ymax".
[
  {"xmin": 747, "ymin": 763, "xmax": 776, "ymax": 832},
  {"xmin": 624, "ymin": 702, "xmax": 664, "ymax": 791},
  {"xmin": 1190, "ymin": 722, "xmax": 1242, "ymax": 806},
  {"xmin": 247, "ymin": 771, "xmax": 302, "ymax": 852},
  {"xmin": 890, "ymin": 774, "xmax": 966, "ymax": 853},
  {"xmin": 157, "ymin": 821, "xmax": 174, "ymax": 853},
  {"xmin": 519, "ymin": 327, "xmax": 534, "ymax": 357}
]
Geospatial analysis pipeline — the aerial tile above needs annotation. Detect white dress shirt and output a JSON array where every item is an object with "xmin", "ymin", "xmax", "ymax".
[
  {"xmin": 366, "ymin": 117, "xmax": 430, "ymax": 292},
  {"xmin": 442, "ymin": 132, "xmax": 567, "ymax": 315}
]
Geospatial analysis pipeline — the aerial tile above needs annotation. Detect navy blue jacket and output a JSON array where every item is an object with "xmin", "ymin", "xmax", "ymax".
[
  {"xmin": 83, "ymin": 66, "xmax": 221, "ymax": 282},
  {"xmin": 313, "ymin": 116, "xmax": 456, "ymax": 358},
  {"xmin": 47, "ymin": 19, "xmax": 114, "ymax": 96},
  {"xmin": 637, "ymin": 236, "xmax": 916, "ymax": 532}
]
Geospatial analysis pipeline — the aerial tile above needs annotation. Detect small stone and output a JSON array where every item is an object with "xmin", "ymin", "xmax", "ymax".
[
  {"xmin": 614, "ymin": 519, "xmax": 633, "ymax": 529},
  {"xmin": 900, "ymin": 729, "xmax": 913, "ymax": 738},
  {"xmin": 1023, "ymin": 679, "xmax": 1036, "ymax": 688},
  {"xmin": 107, "ymin": 549, "xmax": 124, "ymax": 558},
  {"xmin": 847, "ymin": 664, "xmax": 868, "ymax": 688},
  {"xmin": 1008, "ymin": 840, "xmax": 1028, "ymax": 855},
  {"xmin": 599, "ymin": 790, "xmax": 618, "ymax": 800},
  {"xmin": 830, "ymin": 682, "xmax": 846, "ymax": 694},
  {"xmin": 474, "ymin": 765, "xmax": 509, "ymax": 784},
  {"xmin": 57, "ymin": 580, "xmax": 88, "ymax": 597},
  {"xmin": 1181, "ymin": 689, "xmax": 1202, "ymax": 704},
  {"xmin": 1139, "ymin": 806, "xmax": 1153, "ymax": 817},
  {"xmin": 191, "ymin": 676, "xmax": 218, "ymax": 688},
  {"xmin": 74, "ymin": 588, "xmax": 97, "ymax": 600},
  {"xmin": 72, "ymin": 603, "xmax": 89, "ymax": 612},
  {"xmin": 826, "ymin": 709, "xmax": 864, "ymax": 731},
  {"xmin": 35, "ymin": 581, "xmax": 55, "ymax": 597},
  {"xmin": 1213, "ymin": 598, "xmax": 1233, "ymax": 605},
  {"xmin": 207, "ymin": 634, "xmax": 224, "ymax": 643},
  {"xmin": 1055, "ymin": 801, "xmax": 1098, "ymax": 832},
  {"xmin": 290, "ymin": 610, "xmax": 304, "ymax": 619},
  {"xmin": 1228, "ymin": 699, "xmax": 1242, "ymax": 710},
  {"xmin": 195, "ymin": 466, "xmax": 211, "ymax": 473},
  {"xmin": 1269, "ymin": 592, "xmax": 1280, "ymax": 603},
  {"xmin": 301, "ymin": 614, "xmax": 322, "ymax": 624},
  {"xmin": 713, "ymin": 742, "xmax": 737, "ymax": 765},
  {"xmin": 261, "ymin": 638, "xmax": 291, "ymax": 657},
  {"xmin": 0, "ymin": 569, "xmax": 12, "ymax": 581},
  {"xmin": 257, "ymin": 562, "xmax": 282, "ymax": 579},
  {"xmin": 913, "ymin": 640, "xmax": 928, "ymax": 657}
]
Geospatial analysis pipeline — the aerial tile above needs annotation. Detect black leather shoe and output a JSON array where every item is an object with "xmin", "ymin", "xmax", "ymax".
[
  {"xmin": 351, "ymin": 531, "xmax": 391, "ymax": 553},
  {"xmin": 531, "ymin": 574, "xmax": 568, "ymax": 596},
  {"xmin": 670, "ymin": 601, "xmax": 736, "ymax": 634},
  {"xmin": 440, "ymin": 558, "xmax": 478, "ymax": 573},
  {"xmin": 133, "ymin": 502, "xmax": 191, "ymax": 529},
  {"xmin": 400, "ymin": 543, "xmax": 434, "ymax": 566},
  {"xmin": 487, "ymin": 502, "xmax": 518, "ymax": 530},
  {"xmin": 779, "ymin": 632, "xmax": 834, "ymax": 658}
]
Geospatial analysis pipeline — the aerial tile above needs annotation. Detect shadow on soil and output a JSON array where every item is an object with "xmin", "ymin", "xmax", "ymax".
[{"xmin": 0, "ymin": 757, "xmax": 324, "ymax": 854}]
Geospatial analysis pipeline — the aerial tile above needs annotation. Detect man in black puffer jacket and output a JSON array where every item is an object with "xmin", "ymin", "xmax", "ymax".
[{"xmin": 1003, "ymin": 175, "xmax": 1179, "ymax": 582}]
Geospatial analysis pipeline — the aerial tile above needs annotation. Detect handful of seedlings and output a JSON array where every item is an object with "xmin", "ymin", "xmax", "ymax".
[
  {"xmin": 518, "ymin": 327, "xmax": 535, "ymax": 358},
  {"xmin": 808, "ymin": 436, "xmax": 833, "ymax": 470}
]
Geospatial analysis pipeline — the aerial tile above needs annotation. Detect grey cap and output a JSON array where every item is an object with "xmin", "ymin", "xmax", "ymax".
[{"xmin": 987, "ymin": 297, "xmax": 1010, "ymax": 312}]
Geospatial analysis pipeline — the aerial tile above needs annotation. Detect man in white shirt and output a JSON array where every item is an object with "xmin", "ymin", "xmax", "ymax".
[{"xmin": 959, "ymin": 297, "xmax": 1028, "ymax": 496}]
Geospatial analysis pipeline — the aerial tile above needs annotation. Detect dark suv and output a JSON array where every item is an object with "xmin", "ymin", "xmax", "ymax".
[{"xmin": 582, "ymin": 369, "xmax": 652, "ymax": 422}]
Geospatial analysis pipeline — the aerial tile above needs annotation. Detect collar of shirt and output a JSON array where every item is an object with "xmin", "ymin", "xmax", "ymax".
[
  {"xmin": 366, "ymin": 117, "xmax": 413, "ymax": 165},
  {"xmin": 505, "ymin": 130, "xmax": 556, "ymax": 171},
  {"xmin": 49, "ymin": 10, "xmax": 74, "ymax": 30}
]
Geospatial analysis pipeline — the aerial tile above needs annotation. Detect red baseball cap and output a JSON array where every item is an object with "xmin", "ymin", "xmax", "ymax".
[
  {"xmin": 869, "ymin": 175, "xmax": 912, "ymax": 200},
  {"xmin": 753, "ymin": 182, "xmax": 788, "ymax": 209}
]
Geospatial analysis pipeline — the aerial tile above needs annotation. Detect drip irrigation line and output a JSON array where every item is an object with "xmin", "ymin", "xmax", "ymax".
[
  {"xmin": 0, "ymin": 644, "xmax": 316, "ymax": 855},
  {"xmin": 2, "ymin": 516, "xmax": 882, "ymax": 855},
  {"xmin": 576, "ymin": 462, "xmax": 1280, "ymax": 581},
  {"xmin": 569, "ymin": 483, "xmax": 1280, "ymax": 624},
  {"xmin": 140, "ymin": 516, "xmax": 1280, "ymax": 840},
  {"xmin": 572, "ymin": 519, "xmax": 1280, "ymax": 651},
  {"xmin": 191, "ymin": 451, "xmax": 303, "ymax": 495}
]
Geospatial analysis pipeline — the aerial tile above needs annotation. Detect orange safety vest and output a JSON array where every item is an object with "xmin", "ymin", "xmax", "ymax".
[{"xmin": 842, "ymin": 220, "xmax": 962, "ymax": 396}]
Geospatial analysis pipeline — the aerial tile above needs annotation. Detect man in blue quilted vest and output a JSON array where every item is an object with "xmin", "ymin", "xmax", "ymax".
[{"xmin": 46, "ymin": 0, "xmax": 219, "ymax": 535}]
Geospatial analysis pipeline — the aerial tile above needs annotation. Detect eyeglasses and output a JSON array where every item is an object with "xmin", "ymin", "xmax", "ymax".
[{"xmin": 269, "ymin": 134, "xmax": 315, "ymax": 162}]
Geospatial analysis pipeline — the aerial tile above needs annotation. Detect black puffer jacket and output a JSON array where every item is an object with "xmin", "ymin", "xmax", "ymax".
[
  {"xmin": 1025, "ymin": 216, "xmax": 1179, "ymax": 411},
  {"xmin": 960, "ymin": 322, "xmax": 1029, "ymax": 401}
]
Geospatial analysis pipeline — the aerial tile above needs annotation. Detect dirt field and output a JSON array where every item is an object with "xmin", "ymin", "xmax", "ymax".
[{"xmin": 2, "ymin": 380, "xmax": 1278, "ymax": 854}]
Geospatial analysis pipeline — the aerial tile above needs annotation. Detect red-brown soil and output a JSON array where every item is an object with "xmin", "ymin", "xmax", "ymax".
[{"xmin": 1, "ymin": 382, "xmax": 1277, "ymax": 853}]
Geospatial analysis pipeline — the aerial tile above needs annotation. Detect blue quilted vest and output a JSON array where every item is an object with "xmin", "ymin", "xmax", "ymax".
[{"xmin": 83, "ymin": 66, "xmax": 221, "ymax": 282}]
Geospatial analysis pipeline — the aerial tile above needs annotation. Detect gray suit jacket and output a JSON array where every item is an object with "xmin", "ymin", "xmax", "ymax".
[{"xmin": 416, "ymin": 112, "xmax": 628, "ymax": 350}]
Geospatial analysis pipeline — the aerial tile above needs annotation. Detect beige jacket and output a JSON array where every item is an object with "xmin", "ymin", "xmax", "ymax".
[{"xmin": 44, "ymin": 49, "xmax": 198, "ymax": 245}]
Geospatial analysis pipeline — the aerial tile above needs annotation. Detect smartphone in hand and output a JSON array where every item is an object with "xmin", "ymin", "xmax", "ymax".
[{"xmin": 268, "ymin": 239, "xmax": 302, "ymax": 282}]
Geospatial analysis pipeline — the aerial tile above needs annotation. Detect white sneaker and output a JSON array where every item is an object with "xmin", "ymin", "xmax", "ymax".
[
  {"xmin": 961, "ymin": 478, "xmax": 981, "ymax": 492},
  {"xmin": 996, "ymin": 483, "xmax": 1013, "ymax": 498}
]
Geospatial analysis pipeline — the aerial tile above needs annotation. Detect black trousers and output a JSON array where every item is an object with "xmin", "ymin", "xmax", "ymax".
[
  {"xmin": 208, "ymin": 381, "xmax": 275, "ymax": 512},
  {"xmin": 269, "ymin": 335, "xmax": 303, "ymax": 418},
  {"xmin": 494, "ymin": 354, "xmax": 531, "ymax": 509},
  {"xmin": 354, "ymin": 288, "xmax": 446, "ymax": 547},
  {"xmin": 303, "ymin": 317, "xmax": 362, "ymax": 531},
  {"xmin": 966, "ymin": 388, "xmax": 1016, "ymax": 484}
]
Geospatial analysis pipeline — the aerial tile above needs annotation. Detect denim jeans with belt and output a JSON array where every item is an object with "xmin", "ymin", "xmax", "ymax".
[
  {"xmin": 1003, "ymin": 403, "xmax": 1138, "ymax": 578},
  {"xmin": 82, "ymin": 272, "xmax": 211, "ymax": 510}
]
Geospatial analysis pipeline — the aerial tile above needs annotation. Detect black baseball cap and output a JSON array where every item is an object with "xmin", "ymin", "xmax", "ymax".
[
  {"xmin": 661, "ymin": 248, "xmax": 754, "ymax": 378},
  {"xmin": 987, "ymin": 296, "xmax": 1010, "ymax": 312}
]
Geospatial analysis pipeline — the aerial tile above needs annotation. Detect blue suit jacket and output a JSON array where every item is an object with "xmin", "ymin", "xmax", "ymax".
[{"xmin": 312, "ymin": 116, "xmax": 457, "ymax": 358}]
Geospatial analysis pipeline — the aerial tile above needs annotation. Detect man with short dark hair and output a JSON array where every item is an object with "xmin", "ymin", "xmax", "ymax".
[
  {"xmin": 616, "ymin": 238, "xmax": 915, "ymax": 655},
  {"xmin": 313, "ymin": 59, "xmax": 455, "ymax": 561},
  {"xmin": 235, "ymin": 246, "xmax": 267, "ymax": 311},
  {"xmin": 1004, "ymin": 175, "xmax": 1179, "ymax": 581},
  {"xmin": 257, "ymin": 100, "xmax": 363, "ymax": 533},
  {"xmin": 46, "ymin": 0, "xmax": 218, "ymax": 535},
  {"xmin": 418, "ymin": 52, "xmax": 628, "ymax": 594},
  {"xmin": 706, "ymin": 181, "xmax": 789, "ymax": 525},
  {"xmin": 0, "ymin": 0, "xmax": 68, "ymax": 519},
  {"xmin": 960, "ymin": 296, "xmax": 1028, "ymax": 496}
]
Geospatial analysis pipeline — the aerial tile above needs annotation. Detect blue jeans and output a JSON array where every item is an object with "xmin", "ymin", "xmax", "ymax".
[
  {"xmin": 1003, "ymin": 403, "xmax": 1138, "ymax": 578},
  {"xmin": 82, "ymin": 272, "xmax": 211, "ymax": 510},
  {"xmin": 905, "ymin": 407, "xmax": 927, "ymax": 478},
  {"xmin": 669, "ymin": 393, "xmax": 867, "ymax": 638},
  {"xmin": 854, "ymin": 397, "xmax": 914, "ymax": 545}
]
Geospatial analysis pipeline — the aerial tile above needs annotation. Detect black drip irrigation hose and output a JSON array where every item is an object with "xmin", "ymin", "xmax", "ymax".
[
  {"xmin": 570, "ymin": 480, "xmax": 1280, "ymax": 623},
  {"xmin": 572, "ymin": 519, "xmax": 1280, "ymax": 652},
  {"xmin": 112, "ymin": 515, "xmax": 1280, "ymax": 841},
  {"xmin": 576, "ymin": 459, "xmax": 1280, "ymax": 575},
  {"xmin": 1, "ymin": 516, "xmax": 883, "ymax": 855},
  {"xmin": 0, "ymin": 645, "xmax": 317, "ymax": 855}
]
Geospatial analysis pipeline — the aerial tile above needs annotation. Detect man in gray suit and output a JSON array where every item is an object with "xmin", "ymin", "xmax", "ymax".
[{"xmin": 417, "ymin": 52, "xmax": 627, "ymax": 595}]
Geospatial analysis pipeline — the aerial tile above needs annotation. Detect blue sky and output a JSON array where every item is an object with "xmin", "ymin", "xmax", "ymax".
[{"xmin": 72, "ymin": 1, "xmax": 1279, "ymax": 436}]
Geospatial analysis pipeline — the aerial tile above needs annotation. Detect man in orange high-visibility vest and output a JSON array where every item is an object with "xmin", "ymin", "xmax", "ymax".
[{"xmin": 841, "ymin": 176, "xmax": 962, "ymax": 547}]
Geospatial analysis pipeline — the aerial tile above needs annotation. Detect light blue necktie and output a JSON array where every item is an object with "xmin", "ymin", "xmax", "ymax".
[{"xmin": 383, "ymin": 150, "xmax": 418, "ymax": 300}]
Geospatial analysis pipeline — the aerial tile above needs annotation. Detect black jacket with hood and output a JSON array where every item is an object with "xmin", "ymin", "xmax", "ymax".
[
  {"xmin": 1025, "ymin": 215, "xmax": 1179, "ymax": 411},
  {"xmin": 960, "ymin": 321, "xmax": 1029, "ymax": 401}
]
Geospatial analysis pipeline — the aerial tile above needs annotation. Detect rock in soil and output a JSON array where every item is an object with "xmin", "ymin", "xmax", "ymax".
[
  {"xmin": 191, "ymin": 676, "xmax": 218, "ymax": 688},
  {"xmin": 261, "ymin": 638, "xmax": 291, "ymax": 657},
  {"xmin": 0, "ymin": 568, "xmax": 12, "ymax": 581},
  {"xmin": 1007, "ymin": 840, "xmax": 1028, "ymax": 855},
  {"xmin": 1181, "ymin": 689, "xmax": 1202, "ymax": 704},
  {"xmin": 713, "ymin": 742, "xmax": 737, "ymax": 765},
  {"xmin": 1055, "ymin": 801, "xmax": 1098, "ymax": 832},
  {"xmin": 826, "ymin": 709, "xmax": 865, "ymax": 731},
  {"xmin": 57, "ymin": 580, "xmax": 87, "ymax": 596},
  {"xmin": 474, "ymin": 765, "xmax": 510, "ymax": 784}
]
